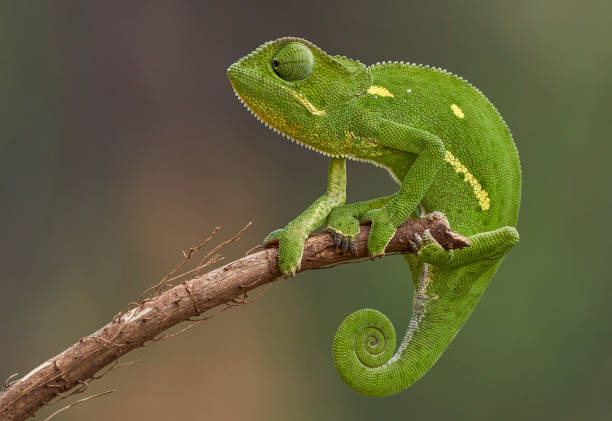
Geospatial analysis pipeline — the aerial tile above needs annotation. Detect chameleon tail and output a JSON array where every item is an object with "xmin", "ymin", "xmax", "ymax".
[{"xmin": 332, "ymin": 263, "xmax": 497, "ymax": 397}]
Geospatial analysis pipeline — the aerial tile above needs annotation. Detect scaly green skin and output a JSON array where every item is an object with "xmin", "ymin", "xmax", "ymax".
[{"xmin": 227, "ymin": 37, "xmax": 521, "ymax": 397}]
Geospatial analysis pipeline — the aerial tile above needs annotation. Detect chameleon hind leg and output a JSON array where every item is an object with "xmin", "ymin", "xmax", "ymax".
[{"xmin": 416, "ymin": 226, "xmax": 520, "ymax": 269}]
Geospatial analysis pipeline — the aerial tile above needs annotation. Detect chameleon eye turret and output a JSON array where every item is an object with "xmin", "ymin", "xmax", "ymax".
[{"xmin": 271, "ymin": 42, "xmax": 314, "ymax": 81}]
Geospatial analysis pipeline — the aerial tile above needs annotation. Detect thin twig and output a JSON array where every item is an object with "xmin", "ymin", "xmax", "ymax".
[
  {"xmin": 193, "ymin": 222, "xmax": 252, "ymax": 277},
  {"xmin": 165, "ymin": 253, "xmax": 224, "ymax": 284},
  {"xmin": 44, "ymin": 358, "xmax": 139, "ymax": 407},
  {"xmin": 42, "ymin": 390, "xmax": 115, "ymax": 421},
  {"xmin": 139, "ymin": 225, "xmax": 222, "ymax": 300},
  {"xmin": 145, "ymin": 319, "xmax": 207, "ymax": 345},
  {"xmin": 3, "ymin": 374, "xmax": 18, "ymax": 392},
  {"xmin": 91, "ymin": 360, "xmax": 140, "ymax": 381}
]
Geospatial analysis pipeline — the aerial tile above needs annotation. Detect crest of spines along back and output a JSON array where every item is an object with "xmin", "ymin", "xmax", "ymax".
[
  {"xmin": 245, "ymin": 38, "xmax": 511, "ymax": 136},
  {"xmin": 367, "ymin": 60, "xmax": 512, "ymax": 135}
]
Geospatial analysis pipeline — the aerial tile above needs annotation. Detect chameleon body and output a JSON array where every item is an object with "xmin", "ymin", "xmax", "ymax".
[{"xmin": 227, "ymin": 37, "xmax": 520, "ymax": 397}]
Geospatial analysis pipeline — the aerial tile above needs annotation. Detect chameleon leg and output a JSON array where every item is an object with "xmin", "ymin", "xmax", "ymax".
[
  {"xmin": 357, "ymin": 121, "xmax": 445, "ymax": 256},
  {"xmin": 416, "ymin": 226, "xmax": 520, "ymax": 269},
  {"xmin": 264, "ymin": 158, "xmax": 347, "ymax": 275},
  {"xmin": 325, "ymin": 195, "xmax": 395, "ymax": 252}
]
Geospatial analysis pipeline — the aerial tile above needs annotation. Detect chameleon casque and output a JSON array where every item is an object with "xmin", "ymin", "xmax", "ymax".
[{"xmin": 227, "ymin": 37, "xmax": 521, "ymax": 397}]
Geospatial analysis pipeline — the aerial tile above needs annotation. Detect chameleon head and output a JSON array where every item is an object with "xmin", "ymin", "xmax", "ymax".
[{"xmin": 227, "ymin": 37, "xmax": 370, "ymax": 155}]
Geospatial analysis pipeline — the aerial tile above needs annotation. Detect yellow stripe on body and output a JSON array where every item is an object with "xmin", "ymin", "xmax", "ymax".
[{"xmin": 444, "ymin": 150, "xmax": 490, "ymax": 211}]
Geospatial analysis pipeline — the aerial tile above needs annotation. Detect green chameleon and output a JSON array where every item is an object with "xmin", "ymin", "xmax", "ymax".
[{"xmin": 227, "ymin": 37, "xmax": 520, "ymax": 397}]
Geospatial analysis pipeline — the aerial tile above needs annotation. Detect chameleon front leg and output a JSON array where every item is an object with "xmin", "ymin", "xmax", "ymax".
[
  {"xmin": 325, "ymin": 195, "xmax": 395, "ymax": 252},
  {"xmin": 264, "ymin": 158, "xmax": 347, "ymax": 275},
  {"xmin": 358, "ymin": 120, "xmax": 446, "ymax": 256}
]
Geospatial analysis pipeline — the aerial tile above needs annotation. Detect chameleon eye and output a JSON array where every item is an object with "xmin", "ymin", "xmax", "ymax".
[{"xmin": 271, "ymin": 42, "xmax": 314, "ymax": 81}]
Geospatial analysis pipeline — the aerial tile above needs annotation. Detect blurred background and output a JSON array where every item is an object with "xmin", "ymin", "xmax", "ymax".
[{"xmin": 1, "ymin": 1, "xmax": 611, "ymax": 420}]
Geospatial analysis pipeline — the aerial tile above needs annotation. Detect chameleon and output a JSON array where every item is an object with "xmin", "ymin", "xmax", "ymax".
[{"xmin": 227, "ymin": 37, "xmax": 520, "ymax": 397}]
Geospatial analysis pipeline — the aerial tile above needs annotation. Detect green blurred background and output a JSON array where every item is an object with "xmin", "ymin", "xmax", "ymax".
[{"xmin": 1, "ymin": 1, "xmax": 611, "ymax": 420}]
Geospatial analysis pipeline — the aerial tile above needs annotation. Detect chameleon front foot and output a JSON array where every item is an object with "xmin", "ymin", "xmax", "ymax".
[
  {"xmin": 328, "ymin": 229, "xmax": 358, "ymax": 253},
  {"xmin": 263, "ymin": 229, "xmax": 284, "ymax": 245},
  {"xmin": 264, "ymin": 228, "xmax": 306, "ymax": 275},
  {"xmin": 326, "ymin": 207, "xmax": 360, "ymax": 253}
]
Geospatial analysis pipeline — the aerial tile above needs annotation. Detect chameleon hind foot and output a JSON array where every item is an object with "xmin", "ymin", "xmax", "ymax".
[
  {"xmin": 415, "ymin": 226, "xmax": 520, "ymax": 268},
  {"xmin": 411, "ymin": 229, "xmax": 451, "ymax": 266}
]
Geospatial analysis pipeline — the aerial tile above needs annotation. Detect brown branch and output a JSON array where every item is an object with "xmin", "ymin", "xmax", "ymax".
[{"xmin": 0, "ymin": 212, "xmax": 469, "ymax": 421}]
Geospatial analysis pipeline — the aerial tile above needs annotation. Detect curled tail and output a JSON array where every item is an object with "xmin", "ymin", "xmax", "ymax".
[{"xmin": 333, "ymin": 262, "xmax": 499, "ymax": 396}]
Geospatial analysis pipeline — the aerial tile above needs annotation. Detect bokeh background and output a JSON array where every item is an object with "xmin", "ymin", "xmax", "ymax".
[{"xmin": 1, "ymin": 1, "xmax": 611, "ymax": 420}]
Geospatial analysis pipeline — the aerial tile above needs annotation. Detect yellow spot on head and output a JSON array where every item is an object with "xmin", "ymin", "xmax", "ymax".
[
  {"xmin": 451, "ymin": 104, "xmax": 464, "ymax": 118},
  {"xmin": 367, "ymin": 86, "xmax": 394, "ymax": 97},
  {"xmin": 444, "ymin": 150, "xmax": 490, "ymax": 211}
]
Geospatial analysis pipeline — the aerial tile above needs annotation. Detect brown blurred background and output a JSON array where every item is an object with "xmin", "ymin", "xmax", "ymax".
[{"xmin": 1, "ymin": 1, "xmax": 611, "ymax": 420}]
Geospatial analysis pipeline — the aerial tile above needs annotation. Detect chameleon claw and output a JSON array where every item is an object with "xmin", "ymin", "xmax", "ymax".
[
  {"xmin": 333, "ymin": 232, "xmax": 342, "ymax": 248},
  {"xmin": 341, "ymin": 235, "xmax": 350, "ymax": 252},
  {"xmin": 349, "ymin": 237, "xmax": 357, "ymax": 253},
  {"xmin": 330, "ymin": 229, "xmax": 355, "ymax": 252},
  {"xmin": 421, "ymin": 229, "xmax": 437, "ymax": 245},
  {"xmin": 411, "ymin": 228, "xmax": 446, "ymax": 261},
  {"xmin": 414, "ymin": 233, "xmax": 422, "ymax": 246},
  {"xmin": 412, "ymin": 229, "xmax": 438, "ymax": 251}
]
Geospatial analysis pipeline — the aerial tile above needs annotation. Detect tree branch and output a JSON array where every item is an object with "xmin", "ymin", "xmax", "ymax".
[{"xmin": 0, "ymin": 212, "xmax": 469, "ymax": 420}]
